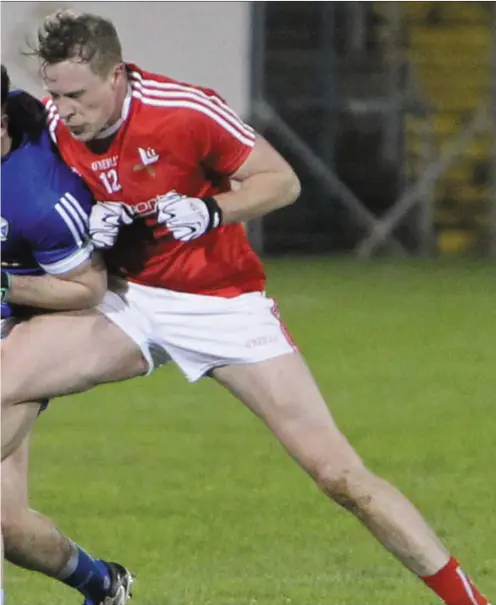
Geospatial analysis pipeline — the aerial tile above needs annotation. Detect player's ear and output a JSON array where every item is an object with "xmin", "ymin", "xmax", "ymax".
[
  {"xmin": 1, "ymin": 113, "xmax": 8, "ymax": 137},
  {"xmin": 1, "ymin": 113, "xmax": 10, "ymax": 157},
  {"xmin": 111, "ymin": 63, "xmax": 126, "ymax": 88}
]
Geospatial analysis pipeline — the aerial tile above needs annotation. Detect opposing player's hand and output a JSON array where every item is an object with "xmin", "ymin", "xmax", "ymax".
[
  {"xmin": 155, "ymin": 191, "xmax": 223, "ymax": 242},
  {"xmin": 89, "ymin": 202, "xmax": 134, "ymax": 249}
]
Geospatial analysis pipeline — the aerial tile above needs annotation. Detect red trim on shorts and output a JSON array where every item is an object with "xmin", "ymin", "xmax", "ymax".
[{"xmin": 271, "ymin": 299, "xmax": 299, "ymax": 351}]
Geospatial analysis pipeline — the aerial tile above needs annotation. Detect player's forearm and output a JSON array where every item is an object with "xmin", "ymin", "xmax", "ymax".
[
  {"xmin": 215, "ymin": 170, "xmax": 301, "ymax": 224},
  {"xmin": 8, "ymin": 268, "xmax": 107, "ymax": 310}
]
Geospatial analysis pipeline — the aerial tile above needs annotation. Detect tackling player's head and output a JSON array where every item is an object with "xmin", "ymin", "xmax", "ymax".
[
  {"xmin": 1, "ymin": 64, "xmax": 10, "ymax": 108},
  {"xmin": 34, "ymin": 10, "xmax": 127, "ymax": 142},
  {"xmin": 1, "ymin": 64, "xmax": 48, "ymax": 155}
]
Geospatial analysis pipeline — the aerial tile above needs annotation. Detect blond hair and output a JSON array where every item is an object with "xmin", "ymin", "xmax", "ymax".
[{"xmin": 35, "ymin": 10, "xmax": 122, "ymax": 75}]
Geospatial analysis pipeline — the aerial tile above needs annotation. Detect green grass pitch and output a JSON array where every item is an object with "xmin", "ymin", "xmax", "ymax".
[{"xmin": 6, "ymin": 258, "xmax": 495, "ymax": 604}]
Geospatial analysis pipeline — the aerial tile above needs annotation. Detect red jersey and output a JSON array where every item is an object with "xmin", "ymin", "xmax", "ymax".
[{"xmin": 45, "ymin": 64, "xmax": 265, "ymax": 297}]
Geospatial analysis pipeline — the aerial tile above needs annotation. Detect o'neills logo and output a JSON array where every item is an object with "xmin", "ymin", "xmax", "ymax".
[{"xmin": 91, "ymin": 156, "xmax": 118, "ymax": 172}]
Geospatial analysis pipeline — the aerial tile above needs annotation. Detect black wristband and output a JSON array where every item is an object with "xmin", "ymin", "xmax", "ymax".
[{"xmin": 202, "ymin": 196, "xmax": 223, "ymax": 232}]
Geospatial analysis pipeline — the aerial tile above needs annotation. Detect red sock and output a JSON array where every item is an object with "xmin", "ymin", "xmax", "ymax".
[{"xmin": 422, "ymin": 556, "xmax": 490, "ymax": 605}]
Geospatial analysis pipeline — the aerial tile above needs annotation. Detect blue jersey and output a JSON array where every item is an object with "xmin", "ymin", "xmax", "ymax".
[{"xmin": 1, "ymin": 128, "xmax": 94, "ymax": 318}]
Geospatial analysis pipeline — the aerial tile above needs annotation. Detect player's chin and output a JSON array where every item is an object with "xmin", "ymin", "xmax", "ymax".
[
  {"xmin": 68, "ymin": 126, "xmax": 94, "ymax": 142},
  {"xmin": 71, "ymin": 130, "xmax": 93, "ymax": 142}
]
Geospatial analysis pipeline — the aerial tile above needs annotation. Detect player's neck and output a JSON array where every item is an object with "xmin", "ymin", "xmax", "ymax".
[
  {"xmin": 101, "ymin": 76, "xmax": 129, "ymax": 136},
  {"xmin": 86, "ymin": 77, "xmax": 130, "ymax": 153}
]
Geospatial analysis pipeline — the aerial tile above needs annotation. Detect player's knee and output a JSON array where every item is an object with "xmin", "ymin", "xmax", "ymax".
[{"xmin": 312, "ymin": 461, "xmax": 377, "ymax": 515}]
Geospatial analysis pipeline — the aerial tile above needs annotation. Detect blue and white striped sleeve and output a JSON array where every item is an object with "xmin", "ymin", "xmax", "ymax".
[{"xmin": 30, "ymin": 190, "xmax": 95, "ymax": 276}]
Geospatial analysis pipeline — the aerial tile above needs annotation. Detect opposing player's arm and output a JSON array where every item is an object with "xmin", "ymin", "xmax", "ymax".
[
  {"xmin": 7, "ymin": 253, "xmax": 106, "ymax": 310},
  {"xmin": 6, "ymin": 190, "xmax": 107, "ymax": 310}
]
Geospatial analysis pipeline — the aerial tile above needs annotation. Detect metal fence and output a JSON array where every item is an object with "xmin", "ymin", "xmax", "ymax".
[{"xmin": 250, "ymin": 1, "xmax": 496, "ymax": 258}]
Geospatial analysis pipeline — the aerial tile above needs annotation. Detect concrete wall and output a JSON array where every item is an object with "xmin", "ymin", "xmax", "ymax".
[{"xmin": 1, "ymin": 1, "xmax": 251, "ymax": 116}]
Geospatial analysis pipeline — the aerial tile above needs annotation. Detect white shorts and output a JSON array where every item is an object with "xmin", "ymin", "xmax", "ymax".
[{"xmin": 97, "ymin": 279, "xmax": 297, "ymax": 382}]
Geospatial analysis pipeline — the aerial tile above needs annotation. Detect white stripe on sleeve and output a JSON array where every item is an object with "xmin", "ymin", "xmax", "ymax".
[
  {"xmin": 63, "ymin": 192, "xmax": 90, "ymax": 223},
  {"xmin": 61, "ymin": 192, "xmax": 89, "ymax": 227},
  {"xmin": 39, "ymin": 243, "xmax": 93, "ymax": 275},
  {"xmin": 132, "ymin": 92, "xmax": 256, "ymax": 147},
  {"xmin": 58, "ymin": 196, "xmax": 87, "ymax": 242},
  {"xmin": 54, "ymin": 202, "xmax": 83, "ymax": 248}
]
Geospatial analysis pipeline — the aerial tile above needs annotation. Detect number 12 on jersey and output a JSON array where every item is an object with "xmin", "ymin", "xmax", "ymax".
[{"xmin": 99, "ymin": 169, "xmax": 122, "ymax": 194}]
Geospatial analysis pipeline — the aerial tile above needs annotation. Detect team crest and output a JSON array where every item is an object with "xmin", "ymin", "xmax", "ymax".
[
  {"xmin": 133, "ymin": 147, "xmax": 159, "ymax": 176},
  {"xmin": 0, "ymin": 217, "xmax": 9, "ymax": 242}
]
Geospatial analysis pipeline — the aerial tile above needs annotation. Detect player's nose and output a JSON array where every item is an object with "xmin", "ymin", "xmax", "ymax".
[{"xmin": 56, "ymin": 98, "xmax": 77, "ymax": 123}]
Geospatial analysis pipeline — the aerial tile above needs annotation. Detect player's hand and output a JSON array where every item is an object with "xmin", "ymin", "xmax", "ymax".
[
  {"xmin": 155, "ymin": 191, "xmax": 223, "ymax": 242},
  {"xmin": 89, "ymin": 202, "xmax": 134, "ymax": 249},
  {"xmin": 1, "ymin": 270, "xmax": 11, "ymax": 304}
]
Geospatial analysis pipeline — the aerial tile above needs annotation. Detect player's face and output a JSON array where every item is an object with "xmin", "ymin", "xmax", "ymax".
[{"xmin": 42, "ymin": 60, "xmax": 125, "ymax": 142}]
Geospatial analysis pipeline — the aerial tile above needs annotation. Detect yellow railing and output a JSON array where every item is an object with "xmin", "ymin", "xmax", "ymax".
[{"xmin": 403, "ymin": 1, "xmax": 491, "ymax": 252}]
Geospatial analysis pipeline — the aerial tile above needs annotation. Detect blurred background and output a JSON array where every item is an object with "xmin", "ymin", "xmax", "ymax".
[
  {"xmin": 250, "ymin": 1, "xmax": 496, "ymax": 259},
  {"xmin": 3, "ymin": 1, "xmax": 496, "ymax": 260}
]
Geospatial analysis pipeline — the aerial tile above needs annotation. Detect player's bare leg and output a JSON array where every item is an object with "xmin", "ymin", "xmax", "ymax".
[
  {"xmin": 213, "ymin": 352, "xmax": 491, "ymax": 605},
  {"xmin": 1, "ymin": 435, "xmax": 73, "ymax": 573},
  {"xmin": 1, "ymin": 308, "xmax": 147, "ymax": 454},
  {"xmin": 214, "ymin": 353, "xmax": 448, "ymax": 574},
  {"xmin": 1, "ymin": 401, "xmax": 40, "ymax": 461},
  {"xmin": 2, "ymin": 434, "xmax": 134, "ymax": 604}
]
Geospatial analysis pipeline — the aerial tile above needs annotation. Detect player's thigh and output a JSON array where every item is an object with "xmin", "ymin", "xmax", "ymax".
[
  {"xmin": 1, "ymin": 434, "xmax": 30, "ymax": 519},
  {"xmin": 1, "ymin": 401, "xmax": 40, "ymax": 462},
  {"xmin": 212, "ymin": 352, "xmax": 362, "ymax": 475},
  {"xmin": 1, "ymin": 309, "xmax": 147, "ymax": 405}
]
